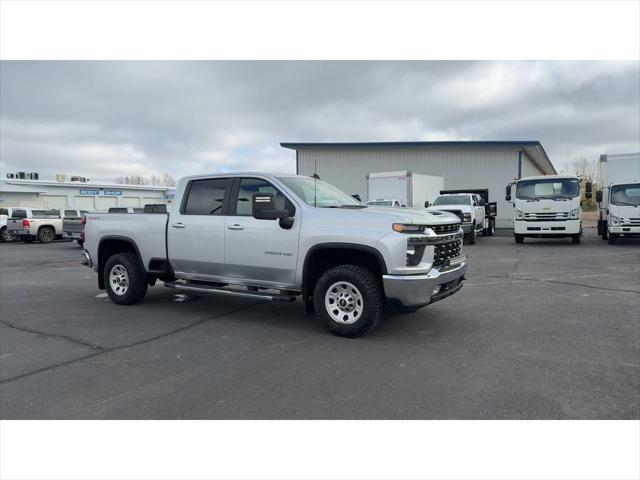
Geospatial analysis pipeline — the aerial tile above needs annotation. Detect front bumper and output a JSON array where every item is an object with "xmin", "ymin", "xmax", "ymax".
[
  {"xmin": 514, "ymin": 219, "xmax": 580, "ymax": 235},
  {"xmin": 461, "ymin": 223, "xmax": 474, "ymax": 234},
  {"xmin": 382, "ymin": 256, "xmax": 467, "ymax": 308},
  {"xmin": 609, "ymin": 225, "xmax": 640, "ymax": 236}
]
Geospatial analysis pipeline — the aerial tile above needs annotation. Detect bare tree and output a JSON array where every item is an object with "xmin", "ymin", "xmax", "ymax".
[
  {"xmin": 116, "ymin": 173, "xmax": 177, "ymax": 187},
  {"xmin": 561, "ymin": 156, "xmax": 598, "ymax": 181}
]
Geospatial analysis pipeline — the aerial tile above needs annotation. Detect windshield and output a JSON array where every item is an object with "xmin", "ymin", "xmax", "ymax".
[
  {"xmin": 611, "ymin": 184, "xmax": 640, "ymax": 206},
  {"xmin": 516, "ymin": 178, "xmax": 579, "ymax": 200},
  {"xmin": 277, "ymin": 176, "xmax": 361, "ymax": 208},
  {"xmin": 367, "ymin": 200, "xmax": 394, "ymax": 206},
  {"xmin": 432, "ymin": 195, "xmax": 470, "ymax": 206}
]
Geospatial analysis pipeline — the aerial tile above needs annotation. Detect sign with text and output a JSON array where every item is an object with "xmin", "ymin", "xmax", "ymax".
[
  {"xmin": 79, "ymin": 189, "xmax": 100, "ymax": 195},
  {"xmin": 103, "ymin": 190, "xmax": 123, "ymax": 196}
]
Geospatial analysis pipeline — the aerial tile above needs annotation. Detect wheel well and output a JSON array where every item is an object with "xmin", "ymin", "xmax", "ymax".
[
  {"xmin": 302, "ymin": 246, "xmax": 385, "ymax": 301},
  {"xmin": 38, "ymin": 224, "xmax": 55, "ymax": 232},
  {"xmin": 97, "ymin": 238, "xmax": 143, "ymax": 289}
]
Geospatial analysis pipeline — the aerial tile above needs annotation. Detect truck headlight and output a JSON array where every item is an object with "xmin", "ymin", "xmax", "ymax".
[
  {"xmin": 392, "ymin": 223, "xmax": 424, "ymax": 233},
  {"xmin": 611, "ymin": 215, "xmax": 623, "ymax": 225},
  {"xmin": 515, "ymin": 210, "xmax": 523, "ymax": 220},
  {"xmin": 570, "ymin": 208, "xmax": 579, "ymax": 219},
  {"xmin": 462, "ymin": 213, "xmax": 472, "ymax": 222}
]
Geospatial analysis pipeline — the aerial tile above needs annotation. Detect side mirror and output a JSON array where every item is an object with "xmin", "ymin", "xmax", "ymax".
[
  {"xmin": 596, "ymin": 190, "xmax": 603, "ymax": 203},
  {"xmin": 352, "ymin": 194, "xmax": 361, "ymax": 202},
  {"xmin": 505, "ymin": 185, "xmax": 512, "ymax": 202},
  {"xmin": 252, "ymin": 193, "xmax": 289, "ymax": 220},
  {"xmin": 585, "ymin": 181, "xmax": 593, "ymax": 199},
  {"xmin": 424, "ymin": 201, "xmax": 430, "ymax": 208}
]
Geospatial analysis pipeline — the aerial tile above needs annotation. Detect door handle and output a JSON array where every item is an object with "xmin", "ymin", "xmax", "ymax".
[
  {"xmin": 227, "ymin": 224, "xmax": 244, "ymax": 231},
  {"xmin": 171, "ymin": 223, "xmax": 185, "ymax": 229}
]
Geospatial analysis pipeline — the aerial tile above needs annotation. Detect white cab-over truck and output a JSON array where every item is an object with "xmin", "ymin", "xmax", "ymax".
[
  {"xmin": 596, "ymin": 152, "xmax": 640, "ymax": 244},
  {"xmin": 426, "ymin": 190, "xmax": 496, "ymax": 244},
  {"xmin": 83, "ymin": 173, "xmax": 467, "ymax": 337},
  {"xmin": 505, "ymin": 175, "xmax": 592, "ymax": 244},
  {"xmin": 367, "ymin": 171, "xmax": 444, "ymax": 209}
]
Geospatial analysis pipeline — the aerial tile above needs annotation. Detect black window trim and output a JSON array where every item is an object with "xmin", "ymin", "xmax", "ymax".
[
  {"xmin": 180, "ymin": 177, "xmax": 234, "ymax": 216},
  {"xmin": 228, "ymin": 176, "xmax": 296, "ymax": 217}
]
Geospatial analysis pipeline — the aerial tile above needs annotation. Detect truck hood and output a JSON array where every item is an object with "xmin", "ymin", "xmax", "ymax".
[
  {"xmin": 425, "ymin": 204, "xmax": 473, "ymax": 213},
  {"xmin": 608, "ymin": 204, "xmax": 640, "ymax": 217},
  {"xmin": 362, "ymin": 206, "xmax": 461, "ymax": 224}
]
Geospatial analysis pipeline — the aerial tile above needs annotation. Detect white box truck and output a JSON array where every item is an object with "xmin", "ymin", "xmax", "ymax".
[
  {"xmin": 366, "ymin": 171, "xmax": 444, "ymax": 209},
  {"xmin": 596, "ymin": 152, "xmax": 640, "ymax": 244}
]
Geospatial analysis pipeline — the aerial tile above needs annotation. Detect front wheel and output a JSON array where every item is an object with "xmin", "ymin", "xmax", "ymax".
[
  {"xmin": 514, "ymin": 234, "xmax": 524, "ymax": 244},
  {"xmin": 0, "ymin": 227, "xmax": 13, "ymax": 243},
  {"xmin": 488, "ymin": 218, "xmax": 495, "ymax": 236},
  {"xmin": 608, "ymin": 233, "xmax": 618, "ymax": 245},
  {"xmin": 313, "ymin": 265, "xmax": 383, "ymax": 338},
  {"xmin": 466, "ymin": 224, "xmax": 477, "ymax": 244},
  {"xmin": 104, "ymin": 252, "xmax": 148, "ymax": 305},
  {"xmin": 572, "ymin": 234, "xmax": 581, "ymax": 244}
]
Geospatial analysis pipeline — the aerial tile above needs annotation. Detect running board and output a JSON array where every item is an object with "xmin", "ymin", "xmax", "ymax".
[{"xmin": 164, "ymin": 281, "xmax": 296, "ymax": 302}]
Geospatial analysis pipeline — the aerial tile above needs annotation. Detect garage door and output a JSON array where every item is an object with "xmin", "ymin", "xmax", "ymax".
[
  {"xmin": 95, "ymin": 197, "xmax": 117, "ymax": 209},
  {"xmin": 40, "ymin": 195, "xmax": 68, "ymax": 210},
  {"xmin": 74, "ymin": 196, "xmax": 95, "ymax": 210},
  {"xmin": 121, "ymin": 197, "xmax": 140, "ymax": 207}
]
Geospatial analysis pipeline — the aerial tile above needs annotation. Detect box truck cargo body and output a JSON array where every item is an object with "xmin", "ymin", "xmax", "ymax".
[
  {"xmin": 596, "ymin": 152, "xmax": 640, "ymax": 244},
  {"xmin": 366, "ymin": 171, "xmax": 444, "ymax": 209}
]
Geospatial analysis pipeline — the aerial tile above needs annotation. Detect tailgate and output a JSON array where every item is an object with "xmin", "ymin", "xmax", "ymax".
[{"xmin": 63, "ymin": 218, "xmax": 83, "ymax": 234}]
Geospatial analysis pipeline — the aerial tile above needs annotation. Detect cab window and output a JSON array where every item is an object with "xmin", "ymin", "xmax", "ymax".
[
  {"xmin": 183, "ymin": 178, "xmax": 230, "ymax": 215},
  {"xmin": 233, "ymin": 178, "xmax": 295, "ymax": 217}
]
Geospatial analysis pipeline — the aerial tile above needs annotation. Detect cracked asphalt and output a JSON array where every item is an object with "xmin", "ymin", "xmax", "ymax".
[{"xmin": 0, "ymin": 229, "xmax": 638, "ymax": 419}]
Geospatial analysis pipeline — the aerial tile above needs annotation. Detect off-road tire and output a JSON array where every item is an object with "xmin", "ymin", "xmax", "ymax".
[
  {"xmin": 514, "ymin": 234, "xmax": 524, "ymax": 244},
  {"xmin": 571, "ymin": 234, "xmax": 581, "ymax": 244},
  {"xmin": 37, "ymin": 227, "xmax": 55, "ymax": 243},
  {"xmin": 104, "ymin": 252, "xmax": 148, "ymax": 305},
  {"xmin": 313, "ymin": 264, "xmax": 383, "ymax": 338},
  {"xmin": 0, "ymin": 227, "xmax": 13, "ymax": 243},
  {"xmin": 608, "ymin": 233, "xmax": 618, "ymax": 245}
]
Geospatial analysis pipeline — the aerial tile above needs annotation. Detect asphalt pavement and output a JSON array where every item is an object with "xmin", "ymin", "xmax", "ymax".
[{"xmin": 1, "ymin": 230, "xmax": 638, "ymax": 419}]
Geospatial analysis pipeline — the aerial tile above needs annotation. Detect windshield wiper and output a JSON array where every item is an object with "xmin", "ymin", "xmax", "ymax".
[
  {"xmin": 518, "ymin": 195, "xmax": 539, "ymax": 201},
  {"xmin": 612, "ymin": 201, "xmax": 639, "ymax": 206},
  {"xmin": 339, "ymin": 205, "xmax": 367, "ymax": 209}
]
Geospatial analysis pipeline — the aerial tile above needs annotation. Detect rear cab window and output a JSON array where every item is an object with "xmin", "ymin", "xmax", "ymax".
[{"xmin": 182, "ymin": 178, "xmax": 230, "ymax": 215}]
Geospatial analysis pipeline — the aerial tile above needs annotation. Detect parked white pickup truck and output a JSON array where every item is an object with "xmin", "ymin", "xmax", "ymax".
[
  {"xmin": 427, "ymin": 193, "xmax": 493, "ymax": 244},
  {"xmin": 8, "ymin": 208, "xmax": 83, "ymax": 243},
  {"xmin": 1, "ymin": 207, "xmax": 47, "ymax": 243},
  {"xmin": 83, "ymin": 173, "xmax": 467, "ymax": 337}
]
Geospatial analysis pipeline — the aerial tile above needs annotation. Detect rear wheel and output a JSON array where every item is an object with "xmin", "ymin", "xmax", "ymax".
[
  {"xmin": 37, "ymin": 226, "xmax": 55, "ymax": 243},
  {"xmin": 313, "ymin": 264, "xmax": 383, "ymax": 338},
  {"xmin": 104, "ymin": 252, "xmax": 148, "ymax": 305},
  {"xmin": 77, "ymin": 240, "xmax": 84, "ymax": 247},
  {"xmin": 572, "ymin": 234, "xmax": 581, "ymax": 244},
  {"xmin": 0, "ymin": 227, "xmax": 13, "ymax": 243},
  {"xmin": 514, "ymin": 234, "xmax": 524, "ymax": 244}
]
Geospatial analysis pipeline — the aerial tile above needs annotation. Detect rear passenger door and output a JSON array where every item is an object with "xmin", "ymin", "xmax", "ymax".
[
  {"xmin": 167, "ymin": 177, "xmax": 231, "ymax": 279},
  {"xmin": 223, "ymin": 177, "xmax": 300, "ymax": 288}
]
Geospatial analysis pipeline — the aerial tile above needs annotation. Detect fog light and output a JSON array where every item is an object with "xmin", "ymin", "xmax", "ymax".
[{"xmin": 432, "ymin": 285, "xmax": 441, "ymax": 295}]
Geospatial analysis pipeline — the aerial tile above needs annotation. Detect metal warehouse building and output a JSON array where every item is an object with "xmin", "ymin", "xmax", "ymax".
[
  {"xmin": 281, "ymin": 141, "xmax": 557, "ymax": 228},
  {"xmin": 0, "ymin": 178, "xmax": 175, "ymax": 210}
]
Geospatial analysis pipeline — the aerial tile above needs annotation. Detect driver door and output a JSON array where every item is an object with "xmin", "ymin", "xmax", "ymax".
[{"xmin": 223, "ymin": 177, "xmax": 301, "ymax": 288}]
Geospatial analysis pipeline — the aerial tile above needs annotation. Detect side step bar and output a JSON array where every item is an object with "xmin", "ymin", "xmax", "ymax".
[{"xmin": 164, "ymin": 281, "xmax": 296, "ymax": 302}]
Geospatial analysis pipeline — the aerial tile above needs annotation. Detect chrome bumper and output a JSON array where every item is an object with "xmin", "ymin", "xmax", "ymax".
[{"xmin": 382, "ymin": 256, "xmax": 467, "ymax": 308}]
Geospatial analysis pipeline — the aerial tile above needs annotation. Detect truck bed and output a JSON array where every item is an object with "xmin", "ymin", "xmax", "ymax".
[{"xmin": 84, "ymin": 213, "xmax": 168, "ymax": 268}]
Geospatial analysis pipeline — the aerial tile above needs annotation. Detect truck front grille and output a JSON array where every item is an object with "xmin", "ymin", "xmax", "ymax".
[
  {"xmin": 433, "ymin": 240, "xmax": 462, "ymax": 268},
  {"xmin": 523, "ymin": 212, "xmax": 569, "ymax": 221},
  {"xmin": 429, "ymin": 223, "xmax": 461, "ymax": 235}
]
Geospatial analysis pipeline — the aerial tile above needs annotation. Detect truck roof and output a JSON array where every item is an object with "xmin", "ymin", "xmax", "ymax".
[{"xmin": 517, "ymin": 174, "xmax": 578, "ymax": 181}]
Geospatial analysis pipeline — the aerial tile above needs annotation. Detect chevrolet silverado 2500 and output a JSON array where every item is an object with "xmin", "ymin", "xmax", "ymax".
[{"xmin": 83, "ymin": 173, "xmax": 467, "ymax": 337}]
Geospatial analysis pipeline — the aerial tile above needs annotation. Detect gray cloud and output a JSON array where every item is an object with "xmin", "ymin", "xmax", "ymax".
[{"xmin": 1, "ymin": 61, "xmax": 638, "ymax": 182}]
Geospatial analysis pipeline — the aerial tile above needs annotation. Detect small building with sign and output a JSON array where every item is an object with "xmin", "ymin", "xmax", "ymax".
[{"xmin": 0, "ymin": 177, "xmax": 176, "ymax": 210}]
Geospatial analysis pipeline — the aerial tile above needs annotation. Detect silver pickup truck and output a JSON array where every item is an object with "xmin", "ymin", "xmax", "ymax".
[{"xmin": 83, "ymin": 173, "xmax": 467, "ymax": 337}]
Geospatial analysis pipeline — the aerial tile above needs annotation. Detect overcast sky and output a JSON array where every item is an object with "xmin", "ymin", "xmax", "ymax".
[{"xmin": 1, "ymin": 61, "xmax": 638, "ymax": 183}]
